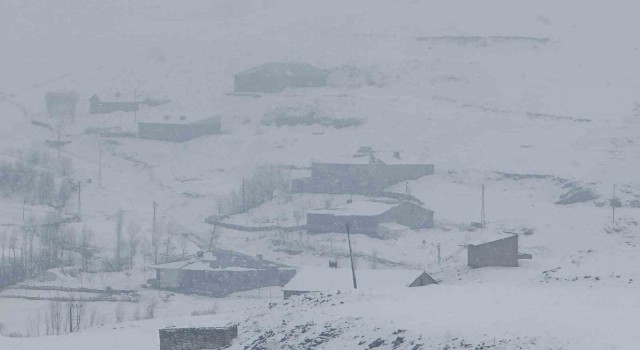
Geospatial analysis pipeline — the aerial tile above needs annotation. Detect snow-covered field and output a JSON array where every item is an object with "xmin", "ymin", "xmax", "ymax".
[{"xmin": 2, "ymin": 0, "xmax": 640, "ymax": 348}]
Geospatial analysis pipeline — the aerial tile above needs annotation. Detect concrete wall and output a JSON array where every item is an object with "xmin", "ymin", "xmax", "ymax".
[
  {"xmin": 292, "ymin": 163, "xmax": 434, "ymax": 195},
  {"xmin": 138, "ymin": 117, "xmax": 221, "ymax": 142},
  {"xmin": 467, "ymin": 235, "xmax": 519, "ymax": 268},
  {"xmin": 234, "ymin": 73, "xmax": 326, "ymax": 93},
  {"xmin": 159, "ymin": 326, "xmax": 237, "ymax": 350},
  {"xmin": 156, "ymin": 268, "xmax": 296, "ymax": 297}
]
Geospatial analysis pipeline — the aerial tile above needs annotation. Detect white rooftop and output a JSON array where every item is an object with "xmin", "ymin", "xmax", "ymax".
[
  {"xmin": 308, "ymin": 200, "xmax": 398, "ymax": 216},
  {"xmin": 285, "ymin": 267, "xmax": 427, "ymax": 292},
  {"xmin": 316, "ymin": 150, "xmax": 428, "ymax": 166},
  {"xmin": 466, "ymin": 232, "xmax": 517, "ymax": 246}
]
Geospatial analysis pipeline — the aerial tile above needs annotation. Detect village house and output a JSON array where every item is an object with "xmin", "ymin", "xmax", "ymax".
[
  {"xmin": 467, "ymin": 234, "xmax": 520, "ymax": 268},
  {"xmin": 89, "ymin": 94, "xmax": 140, "ymax": 114},
  {"xmin": 306, "ymin": 199, "xmax": 434, "ymax": 238},
  {"xmin": 283, "ymin": 267, "xmax": 437, "ymax": 299},
  {"xmin": 148, "ymin": 249, "xmax": 296, "ymax": 297},
  {"xmin": 234, "ymin": 62, "xmax": 328, "ymax": 93},
  {"xmin": 291, "ymin": 150, "xmax": 434, "ymax": 196},
  {"xmin": 137, "ymin": 105, "xmax": 221, "ymax": 142}
]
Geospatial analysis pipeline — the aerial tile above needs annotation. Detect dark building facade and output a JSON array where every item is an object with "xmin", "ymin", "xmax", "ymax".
[
  {"xmin": 159, "ymin": 325, "xmax": 238, "ymax": 350},
  {"xmin": 306, "ymin": 200, "xmax": 434, "ymax": 238},
  {"xmin": 138, "ymin": 116, "xmax": 221, "ymax": 142},
  {"xmin": 89, "ymin": 95, "xmax": 140, "ymax": 114},
  {"xmin": 148, "ymin": 249, "xmax": 296, "ymax": 297},
  {"xmin": 292, "ymin": 162, "xmax": 434, "ymax": 195},
  {"xmin": 234, "ymin": 62, "xmax": 328, "ymax": 93},
  {"xmin": 467, "ymin": 234, "xmax": 519, "ymax": 268}
]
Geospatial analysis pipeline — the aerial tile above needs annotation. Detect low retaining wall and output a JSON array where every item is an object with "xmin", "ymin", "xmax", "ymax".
[{"xmin": 159, "ymin": 325, "xmax": 238, "ymax": 350}]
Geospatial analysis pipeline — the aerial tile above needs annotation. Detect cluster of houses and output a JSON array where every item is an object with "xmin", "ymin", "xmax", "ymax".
[{"xmin": 45, "ymin": 62, "xmax": 331, "ymax": 142}]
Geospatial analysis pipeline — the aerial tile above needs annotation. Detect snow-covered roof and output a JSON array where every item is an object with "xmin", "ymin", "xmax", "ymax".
[
  {"xmin": 285, "ymin": 267, "xmax": 427, "ymax": 291},
  {"xmin": 150, "ymin": 249, "xmax": 293, "ymax": 271},
  {"xmin": 135, "ymin": 101, "xmax": 220, "ymax": 124},
  {"xmin": 308, "ymin": 200, "xmax": 398, "ymax": 216},
  {"xmin": 315, "ymin": 151, "xmax": 428, "ymax": 166},
  {"xmin": 466, "ymin": 232, "xmax": 517, "ymax": 246},
  {"xmin": 236, "ymin": 62, "xmax": 327, "ymax": 77}
]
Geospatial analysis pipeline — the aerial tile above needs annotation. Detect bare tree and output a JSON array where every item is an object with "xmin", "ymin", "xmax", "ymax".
[{"xmin": 79, "ymin": 227, "xmax": 96, "ymax": 272}]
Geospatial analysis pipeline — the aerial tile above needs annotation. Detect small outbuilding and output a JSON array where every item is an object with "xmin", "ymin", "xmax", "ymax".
[
  {"xmin": 467, "ymin": 234, "xmax": 519, "ymax": 268},
  {"xmin": 283, "ymin": 267, "xmax": 437, "ymax": 299},
  {"xmin": 148, "ymin": 249, "xmax": 296, "ymax": 297},
  {"xmin": 306, "ymin": 199, "xmax": 433, "ymax": 238},
  {"xmin": 234, "ymin": 62, "xmax": 328, "ymax": 93}
]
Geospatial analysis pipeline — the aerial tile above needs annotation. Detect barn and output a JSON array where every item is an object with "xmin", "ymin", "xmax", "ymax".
[
  {"xmin": 148, "ymin": 250, "xmax": 296, "ymax": 297},
  {"xmin": 306, "ymin": 199, "xmax": 434, "ymax": 238},
  {"xmin": 467, "ymin": 234, "xmax": 519, "ymax": 268},
  {"xmin": 291, "ymin": 151, "xmax": 434, "ymax": 195},
  {"xmin": 283, "ymin": 267, "xmax": 437, "ymax": 299},
  {"xmin": 234, "ymin": 62, "xmax": 328, "ymax": 93},
  {"xmin": 45, "ymin": 91, "xmax": 79, "ymax": 118}
]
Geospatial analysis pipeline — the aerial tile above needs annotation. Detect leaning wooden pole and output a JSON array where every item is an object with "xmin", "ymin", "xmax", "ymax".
[{"xmin": 346, "ymin": 223, "xmax": 357, "ymax": 289}]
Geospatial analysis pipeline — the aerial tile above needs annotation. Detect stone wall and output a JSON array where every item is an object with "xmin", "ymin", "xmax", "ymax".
[{"xmin": 159, "ymin": 326, "xmax": 237, "ymax": 350}]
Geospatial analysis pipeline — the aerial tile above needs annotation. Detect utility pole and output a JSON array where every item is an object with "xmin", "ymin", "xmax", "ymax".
[
  {"xmin": 242, "ymin": 178, "xmax": 246, "ymax": 212},
  {"xmin": 612, "ymin": 184, "xmax": 616, "ymax": 225},
  {"xmin": 481, "ymin": 184, "xmax": 486, "ymax": 229},
  {"xmin": 77, "ymin": 181, "xmax": 81, "ymax": 221},
  {"xmin": 436, "ymin": 243, "xmax": 441, "ymax": 264},
  {"xmin": 152, "ymin": 201, "xmax": 157, "ymax": 264},
  {"xmin": 22, "ymin": 198, "xmax": 26, "ymax": 223},
  {"xmin": 98, "ymin": 145, "xmax": 103, "ymax": 188},
  {"xmin": 345, "ymin": 223, "xmax": 358, "ymax": 289},
  {"xmin": 57, "ymin": 127, "xmax": 61, "ymax": 159}
]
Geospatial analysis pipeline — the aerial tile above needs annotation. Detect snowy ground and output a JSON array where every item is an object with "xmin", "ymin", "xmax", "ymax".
[{"xmin": 2, "ymin": 0, "xmax": 640, "ymax": 348}]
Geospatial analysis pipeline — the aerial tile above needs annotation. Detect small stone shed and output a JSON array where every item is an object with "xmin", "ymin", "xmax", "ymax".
[
  {"xmin": 467, "ymin": 234, "xmax": 519, "ymax": 268},
  {"xmin": 159, "ymin": 325, "xmax": 238, "ymax": 350},
  {"xmin": 283, "ymin": 267, "xmax": 437, "ymax": 299},
  {"xmin": 234, "ymin": 62, "xmax": 328, "ymax": 93},
  {"xmin": 306, "ymin": 199, "xmax": 433, "ymax": 238},
  {"xmin": 148, "ymin": 250, "xmax": 296, "ymax": 297}
]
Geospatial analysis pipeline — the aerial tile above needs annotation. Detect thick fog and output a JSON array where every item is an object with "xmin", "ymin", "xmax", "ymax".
[{"xmin": 1, "ymin": 1, "xmax": 640, "ymax": 349}]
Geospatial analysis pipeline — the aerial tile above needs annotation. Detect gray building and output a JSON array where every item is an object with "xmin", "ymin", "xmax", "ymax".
[
  {"xmin": 283, "ymin": 267, "xmax": 437, "ymax": 299},
  {"xmin": 234, "ymin": 62, "xmax": 328, "ymax": 93},
  {"xmin": 467, "ymin": 234, "xmax": 519, "ymax": 268},
  {"xmin": 306, "ymin": 199, "xmax": 434, "ymax": 238},
  {"xmin": 292, "ymin": 152, "xmax": 434, "ymax": 196},
  {"xmin": 148, "ymin": 250, "xmax": 296, "ymax": 297},
  {"xmin": 89, "ymin": 94, "xmax": 140, "ymax": 114},
  {"xmin": 138, "ymin": 116, "xmax": 221, "ymax": 142}
]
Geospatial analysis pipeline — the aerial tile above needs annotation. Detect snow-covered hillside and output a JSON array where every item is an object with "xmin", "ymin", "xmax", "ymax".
[{"xmin": 2, "ymin": 0, "xmax": 640, "ymax": 349}]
